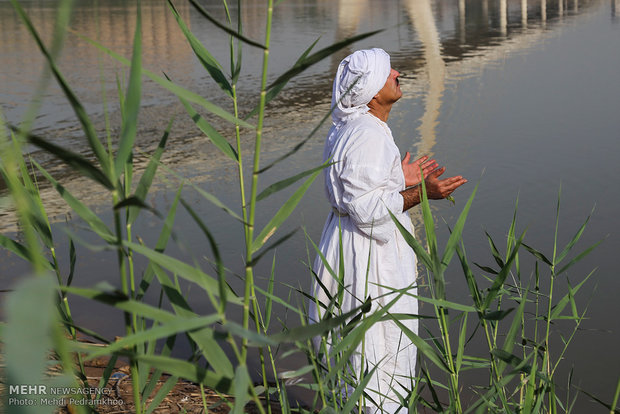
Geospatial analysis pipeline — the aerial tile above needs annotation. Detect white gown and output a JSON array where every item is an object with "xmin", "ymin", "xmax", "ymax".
[{"xmin": 310, "ymin": 113, "xmax": 419, "ymax": 412}]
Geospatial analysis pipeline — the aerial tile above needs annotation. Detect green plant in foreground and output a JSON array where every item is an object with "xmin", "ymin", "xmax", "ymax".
[
  {"xmin": 0, "ymin": 0, "xmax": 611, "ymax": 413},
  {"xmin": 1, "ymin": 0, "xmax": 381, "ymax": 412}
]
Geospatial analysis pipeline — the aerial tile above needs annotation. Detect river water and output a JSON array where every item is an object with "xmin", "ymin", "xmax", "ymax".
[{"xmin": 1, "ymin": 0, "xmax": 619, "ymax": 410}]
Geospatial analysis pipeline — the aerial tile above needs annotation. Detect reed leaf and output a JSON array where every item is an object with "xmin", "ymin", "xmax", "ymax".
[
  {"xmin": 66, "ymin": 238, "xmax": 77, "ymax": 286},
  {"xmin": 420, "ymin": 367, "xmax": 444, "ymax": 412},
  {"xmin": 62, "ymin": 285, "xmax": 181, "ymax": 322},
  {"xmin": 245, "ymin": 37, "xmax": 320, "ymax": 119},
  {"xmin": 168, "ymin": 0, "xmax": 232, "ymax": 97},
  {"xmin": 154, "ymin": 160, "xmax": 244, "ymax": 222},
  {"xmin": 279, "ymin": 365, "xmax": 314, "ymax": 379},
  {"xmin": 128, "ymin": 119, "xmax": 173, "ymax": 225},
  {"xmin": 340, "ymin": 362, "xmax": 381, "ymax": 414},
  {"xmin": 389, "ymin": 288, "xmax": 476, "ymax": 313},
  {"xmin": 0, "ymin": 233, "xmax": 40, "ymax": 266},
  {"xmin": 441, "ymin": 183, "xmax": 478, "ymax": 270},
  {"xmin": 326, "ymin": 298, "xmax": 390, "ymax": 366},
  {"xmin": 491, "ymin": 349, "xmax": 549, "ymax": 383},
  {"xmin": 389, "ymin": 209, "xmax": 433, "ymax": 269},
  {"xmin": 252, "ymin": 281, "xmax": 305, "ymax": 318},
  {"xmin": 179, "ymin": 96, "xmax": 238, "ymax": 161},
  {"xmin": 145, "ymin": 376, "xmax": 179, "ymax": 414},
  {"xmin": 187, "ymin": 0, "xmax": 266, "ymax": 49},
  {"xmin": 456, "ymin": 313, "xmax": 468, "ymax": 372},
  {"xmin": 33, "ymin": 160, "xmax": 116, "ymax": 244},
  {"xmin": 456, "ymin": 246, "xmax": 483, "ymax": 310},
  {"xmin": 507, "ymin": 195, "xmax": 520, "ymax": 254},
  {"xmin": 228, "ymin": 0, "xmax": 243, "ymax": 85},
  {"xmin": 248, "ymin": 229, "xmax": 297, "ymax": 266},
  {"xmin": 14, "ymin": 0, "xmax": 73, "ymax": 135},
  {"xmin": 549, "ymin": 269, "xmax": 595, "ymax": 320},
  {"xmin": 419, "ymin": 173, "xmax": 438, "ymax": 263},
  {"xmin": 114, "ymin": 196, "xmax": 159, "ymax": 217},
  {"xmin": 180, "ymin": 198, "xmax": 227, "ymax": 312},
  {"xmin": 497, "ymin": 288, "xmax": 528, "ymax": 375},
  {"xmin": 271, "ymin": 304, "xmax": 368, "ymax": 344},
  {"xmin": 267, "ymin": 30, "xmax": 384, "ymax": 92},
  {"xmin": 251, "ymin": 168, "xmax": 321, "ymax": 253},
  {"xmin": 3, "ymin": 275, "xmax": 56, "ymax": 401},
  {"xmin": 71, "ymin": 277, "xmax": 232, "ymax": 380},
  {"xmin": 485, "ymin": 230, "xmax": 506, "ymax": 269},
  {"xmin": 76, "ymin": 34, "xmax": 254, "ymax": 130},
  {"xmin": 556, "ymin": 239, "xmax": 603, "ymax": 276},
  {"xmin": 12, "ymin": 128, "xmax": 113, "ymax": 190},
  {"xmin": 473, "ymin": 262, "xmax": 498, "ymax": 275},
  {"xmin": 11, "ymin": 0, "xmax": 110, "ymax": 173},
  {"xmin": 82, "ymin": 315, "xmax": 220, "ymax": 359},
  {"xmin": 575, "ymin": 386, "xmax": 620, "ymax": 414},
  {"xmin": 3, "ymin": 274, "xmax": 85, "ymax": 412},
  {"xmin": 13, "ymin": 140, "xmax": 54, "ymax": 249},
  {"xmin": 134, "ymin": 354, "xmax": 233, "ymax": 393},
  {"xmin": 482, "ymin": 231, "xmax": 525, "ymax": 310},
  {"xmin": 114, "ymin": 1, "xmax": 142, "ymax": 179},
  {"xmin": 123, "ymin": 240, "xmax": 239, "ymax": 304},
  {"xmin": 232, "ymin": 365, "xmax": 252, "ymax": 414},
  {"xmin": 481, "ymin": 308, "xmax": 515, "ymax": 321},
  {"xmin": 137, "ymin": 185, "xmax": 182, "ymax": 300},
  {"xmin": 149, "ymin": 264, "xmax": 234, "ymax": 377},
  {"xmin": 264, "ymin": 254, "xmax": 276, "ymax": 329},
  {"xmin": 464, "ymin": 368, "xmax": 522, "ymax": 414},
  {"xmin": 305, "ymin": 229, "xmax": 339, "ymax": 291},
  {"xmin": 522, "ymin": 242, "xmax": 553, "ymax": 266},
  {"xmin": 390, "ymin": 315, "xmax": 451, "ymax": 374},
  {"xmin": 257, "ymin": 162, "xmax": 332, "ymax": 202}
]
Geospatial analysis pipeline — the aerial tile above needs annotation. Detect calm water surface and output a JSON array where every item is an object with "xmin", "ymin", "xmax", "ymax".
[{"xmin": 1, "ymin": 0, "xmax": 619, "ymax": 409}]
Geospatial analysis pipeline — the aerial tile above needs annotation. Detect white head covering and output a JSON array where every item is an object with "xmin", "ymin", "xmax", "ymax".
[{"xmin": 331, "ymin": 48, "xmax": 391, "ymax": 125}]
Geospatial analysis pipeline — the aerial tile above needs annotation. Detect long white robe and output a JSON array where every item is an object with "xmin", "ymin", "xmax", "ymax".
[{"xmin": 310, "ymin": 113, "xmax": 418, "ymax": 412}]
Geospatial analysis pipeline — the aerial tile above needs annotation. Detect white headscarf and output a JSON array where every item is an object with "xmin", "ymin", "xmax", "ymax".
[{"xmin": 331, "ymin": 48, "xmax": 391, "ymax": 125}]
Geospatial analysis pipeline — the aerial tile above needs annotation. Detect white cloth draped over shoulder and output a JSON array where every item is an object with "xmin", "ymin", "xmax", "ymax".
[{"xmin": 310, "ymin": 112, "xmax": 419, "ymax": 412}]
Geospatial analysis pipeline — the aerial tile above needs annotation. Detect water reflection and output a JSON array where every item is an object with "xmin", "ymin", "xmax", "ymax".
[
  {"xmin": 1, "ymin": 0, "xmax": 619, "ymax": 411},
  {"xmin": 403, "ymin": 0, "xmax": 445, "ymax": 157},
  {"xmin": 0, "ymin": 0, "xmax": 606, "ymax": 230},
  {"xmin": 0, "ymin": 1, "xmax": 193, "ymax": 131}
]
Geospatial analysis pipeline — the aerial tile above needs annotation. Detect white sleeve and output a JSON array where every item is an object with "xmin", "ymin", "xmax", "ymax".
[{"xmin": 339, "ymin": 130, "xmax": 403, "ymax": 243}]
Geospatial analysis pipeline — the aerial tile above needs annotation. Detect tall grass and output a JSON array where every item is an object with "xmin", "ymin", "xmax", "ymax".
[{"xmin": 0, "ymin": 1, "xmax": 613, "ymax": 413}]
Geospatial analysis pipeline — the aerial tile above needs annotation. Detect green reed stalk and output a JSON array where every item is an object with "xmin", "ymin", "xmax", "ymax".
[
  {"xmin": 0, "ymin": 134, "xmax": 46, "ymax": 273},
  {"xmin": 611, "ymin": 376, "xmax": 620, "ymax": 413},
  {"xmin": 111, "ymin": 189, "xmax": 142, "ymax": 413},
  {"xmin": 242, "ymin": 0, "xmax": 274, "ymax": 364},
  {"xmin": 437, "ymin": 304, "xmax": 462, "ymax": 412},
  {"xmin": 221, "ymin": 3, "xmax": 278, "ymax": 410}
]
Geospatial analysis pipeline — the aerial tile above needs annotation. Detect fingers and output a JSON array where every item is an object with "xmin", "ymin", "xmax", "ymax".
[
  {"xmin": 424, "ymin": 171, "xmax": 467, "ymax": 199},
  {"xmin": 413, "ymin": 155, "xmax": 428, "ymax": 165},
  {"xmin": 419, "ymin": 156, "xmax": 435, "ymax": 166},
  {"xmin": 422, "ymin": 160, "xmax": 438, "ymax": 175},
  {"xmin": 428, "ymin": 166, "xmax": 446, "ymax": 179},
  {"xmin": 402, "ymin": 152, "xmax": 411, "ymax": 164},
  {"xmin": 438, "ymin": 176, "xmax": 468, "ymax": 197},
  {"xmin": 444, "ymin": 176, "xmax": 467, "ymax": 190}
]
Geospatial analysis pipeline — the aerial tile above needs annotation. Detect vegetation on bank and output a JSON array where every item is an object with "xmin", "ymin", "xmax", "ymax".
[{"xmin": 1, "ymin": 0, "xmax": 619, "ymax": 413}]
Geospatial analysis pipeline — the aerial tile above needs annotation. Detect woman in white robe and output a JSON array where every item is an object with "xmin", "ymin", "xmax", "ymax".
[
  {"xmin": 312, "ymin": 112, "xmax": 419, "ymax": 413},
  {"xmin": 309, "ymin": 48, "xmax": 467, "ymax": 414}
]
